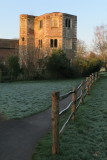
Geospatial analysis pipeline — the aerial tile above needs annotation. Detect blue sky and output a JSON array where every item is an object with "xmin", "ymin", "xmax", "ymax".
[{"xmin": 0, "ymin": 0, "xmax": 107, "ymax": 48}]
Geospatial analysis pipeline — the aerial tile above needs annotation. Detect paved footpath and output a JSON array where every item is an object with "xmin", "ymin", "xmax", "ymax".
[
  {"xmin": 0, "ymin": 108, "xmax": 51, "ymax": 160},
  {"xmin": 0, "ymin": 94, "xmax": 71, "ymax": 160}
]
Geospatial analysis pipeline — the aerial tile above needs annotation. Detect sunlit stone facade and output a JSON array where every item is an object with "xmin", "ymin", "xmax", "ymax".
[{"xmin": 19, "ymin": 12, "xmax": 77, "ymax": 67}]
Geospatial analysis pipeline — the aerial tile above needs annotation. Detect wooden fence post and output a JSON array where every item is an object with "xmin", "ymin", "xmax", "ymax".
[
  {"xmin": 72, "ymin": 88, "xmax": 77, "ymax": 121},
  {"xmin": 86, "ymin": 77, "xmax": 89, "ymax": 95},
  {"xmin": 81, "ymin": 81, "xmax": 84, "ymax": 103},
  {"xmin": 52, "ymin": 91, "xmax": 60, "ymax": 154}
]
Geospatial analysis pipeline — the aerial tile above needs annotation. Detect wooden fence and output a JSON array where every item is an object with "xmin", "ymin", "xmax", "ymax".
[{"xmin": 51, "ymin": 72, "xmax": 99, "ymax": 154}]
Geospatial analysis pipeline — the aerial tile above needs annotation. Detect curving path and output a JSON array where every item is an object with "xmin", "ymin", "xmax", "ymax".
[
  {"xmin": 0, "ymin": 92, "xmax": 72, "ymax": 160},
  {"xmin": 0, "ymin": 108, "xmax": 51, "ymax": 160}
]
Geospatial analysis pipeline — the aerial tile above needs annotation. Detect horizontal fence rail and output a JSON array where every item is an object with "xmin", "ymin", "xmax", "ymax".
[
  {"xmin": 59, "ymin": 101, "xmax": 73, "ymax": 116},
  {"xmin": 59, "ymin": 90, "xmax": 74, "ymax": 101},
  {"xmin": 51, "ymin": 72, "xmax": 99, "ymax": 154}
]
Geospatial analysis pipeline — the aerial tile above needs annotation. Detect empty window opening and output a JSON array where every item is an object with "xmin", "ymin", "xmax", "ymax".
[
  {"xmin": 65, "ymin": 18, "xmax": 71, "ymax": 28},
  {"xmin": 39, "ymin": 20, "xmax": 43, "ymax": 28},
  {"xmin": 54, "ymin": 39, "xmax": 57, "ymax": 48},
  {"xmin": 39, "ymin": 40, "xmax": 42, "ymax": 48},
  {"xmin": 68, "ymin": 19, "xmax": 70, "ymax": 28},
  {"xmin": 50, "ymin": 39, "xmax": 58, "ymax": 48},
  {"xmin": 50, "ymin": 39, "xmax": 53, "ymax": 48},
  {"xmin": 22, "ymin": 37, "xmax": 25, "ymax": 41}
]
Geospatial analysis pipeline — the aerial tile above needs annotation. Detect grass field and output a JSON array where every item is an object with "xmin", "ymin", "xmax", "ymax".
[
  {"xmin": 32, "ymin": 74, "xmax": 107, "ymax": 160},
  {"xmin": 0, "ymin": 79, "xmax": 82, "ymax": 119}
]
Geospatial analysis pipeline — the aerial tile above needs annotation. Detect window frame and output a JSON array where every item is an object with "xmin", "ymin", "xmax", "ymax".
[
  {"xmin": 22, "ymin": 37, "xmax": 25, "ymax": 41},
  {"xmin": 38, "ymin": 39, "xmax": 42, "ymax": 48},
  {"xmin": 65, "ymin": 18, "xmax": 71, "ymax": 28},
  {"xmin": 50, "ymin": 39, "xmax": 58, "ymax": 48},
  {"xmin": 50, "ymin": 39, "xmax": 53, "ymax": 48},
  {"xmin": 39, "ymin": 20, "xmax": 43, "ymax": 29}
]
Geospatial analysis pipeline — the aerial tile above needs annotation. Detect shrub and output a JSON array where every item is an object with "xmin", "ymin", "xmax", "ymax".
[
  {"xmin": 46, "ymin": 50, "xmax": 73, "ymax": 78},
  {"xmin": 72, "ymin": 57, "xmax": 103, "ymax": 77},
  {"xmin": 88, "ymin": 58, "xmax": 103, "ymax": 74},
  {"xmin": 72, "ymin": 58, "xmax": 89, "ymax": 77},
  {"xmin": 7, "ymin": 55, "xmax": 21, "ymax": 80}
]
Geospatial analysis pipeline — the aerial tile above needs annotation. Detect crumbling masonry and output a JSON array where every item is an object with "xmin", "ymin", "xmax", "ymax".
[{"xmin": 19, "ymin": 12, "xmax": 77, "ymax": 67}]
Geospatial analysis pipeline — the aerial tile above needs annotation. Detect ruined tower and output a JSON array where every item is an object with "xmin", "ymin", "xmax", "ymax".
[
  {"xmin": 19, "ymin": 12, "xmax": 77, "ymax": 67},
  {"xmin": 19, "ymin": 14, "xmax": 35, "ymax": 67}
]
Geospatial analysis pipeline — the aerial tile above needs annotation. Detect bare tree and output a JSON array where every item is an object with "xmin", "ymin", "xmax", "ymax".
[
  {"xmin": 93, "ymin": 25, "xmax": 107, "ymax": 63},
  {"xmin": 77, "ymin": 39, "xmax": 88, "ymax": 58}
]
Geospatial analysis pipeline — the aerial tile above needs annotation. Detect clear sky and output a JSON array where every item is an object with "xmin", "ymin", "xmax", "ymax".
[{"xmin": 0, "ymin": 0, "xmax": 107, "ymax": 48}]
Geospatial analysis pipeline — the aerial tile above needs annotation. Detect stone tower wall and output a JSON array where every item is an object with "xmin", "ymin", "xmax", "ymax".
[
  {"xmin": 62, "ymin": 14, "xmax": 77, "ymax": 59},
  {"xmin": 19, "ymin": 12, "xmax": 77, "ymax": 67},
  {"xmin": 34, "ymin": 12, "xmax": 63, "ymax": 58},
  {"xmin": 19, "ymin": 14, "xmax": 35, "ymax": 67}
]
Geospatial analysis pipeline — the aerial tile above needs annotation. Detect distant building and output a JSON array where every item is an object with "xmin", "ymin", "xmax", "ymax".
[
  {"xmin": 0, "ymin": 39, "xmax": 18, "ymax": 64},
  {"xmin": 19, "ymin": 12, "xmax": 77, "ymax": 67}
]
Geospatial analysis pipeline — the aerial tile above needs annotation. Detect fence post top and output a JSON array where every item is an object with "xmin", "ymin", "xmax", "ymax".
[{"xmin": 52, "ymin": 91, "xmax": 60, "ymax": 97}]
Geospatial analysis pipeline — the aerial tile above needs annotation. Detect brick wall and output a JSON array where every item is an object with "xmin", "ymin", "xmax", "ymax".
[{"xmin": 0, "ymin": 39, "xmax": 19, "ymax": 63}]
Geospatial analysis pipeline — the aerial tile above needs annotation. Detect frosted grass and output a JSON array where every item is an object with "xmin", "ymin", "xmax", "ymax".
[{"xmin": 0, "ymin": 79, "xmax": 82, "ymax": 119}]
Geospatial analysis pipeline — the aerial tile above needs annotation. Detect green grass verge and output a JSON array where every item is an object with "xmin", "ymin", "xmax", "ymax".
[{"xmin": 32, "ymin": 75, "xmax": 107, "ymax": 160}]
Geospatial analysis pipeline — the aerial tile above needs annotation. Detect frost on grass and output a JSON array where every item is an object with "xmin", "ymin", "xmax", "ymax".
[
  {"xmin": 0, "ymin": 79, "xmax": 81, "ymax": 119},
  {"xmin": 33, "ymin": 75, "xmax": 107, "ymax": 160}
]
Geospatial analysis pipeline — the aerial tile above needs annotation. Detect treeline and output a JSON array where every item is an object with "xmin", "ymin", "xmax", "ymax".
[
  {"xmin": 0, "ymin": 49, "xmax": 103, "ymax": 82},
  {"xmin": 0, "ymin": 24, "xmax": 107, "ymax": 81},
  {"xmin": 0, "ymin": 55, "xmax": 21, "ymax": 82}
]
